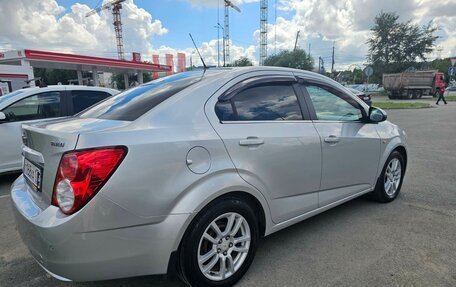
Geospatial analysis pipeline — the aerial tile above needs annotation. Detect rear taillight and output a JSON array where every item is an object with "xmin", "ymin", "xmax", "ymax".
[{"xmin": 52, "ymin": 146, "xmax": 127, "ymax": 215}]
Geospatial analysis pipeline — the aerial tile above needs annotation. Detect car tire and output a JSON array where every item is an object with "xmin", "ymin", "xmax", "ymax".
[
  {"xmin": 178, "ymin": 197, "xmax": 259, "ymax": 287},
  {"xmin": 370, "ymin": 151, "xmax": 405, "ymax": 203}
]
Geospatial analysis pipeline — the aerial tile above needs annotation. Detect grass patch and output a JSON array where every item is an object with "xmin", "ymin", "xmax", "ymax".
[
  {"xmin": 446, "ymin": 96, "xmax": 456, "ymax": 101},
  {"xmin": 373, "ymin": 102, "xmax": 432, "ymax": 109}
]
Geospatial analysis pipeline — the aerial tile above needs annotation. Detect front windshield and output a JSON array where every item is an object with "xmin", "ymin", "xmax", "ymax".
[
  {"xmin": 79, "ymin": 71, "xmax": 205, "ymax": 121},
  {"xmin": 0, "ymin": 90, "xmax": 24, "ymax": 105}
]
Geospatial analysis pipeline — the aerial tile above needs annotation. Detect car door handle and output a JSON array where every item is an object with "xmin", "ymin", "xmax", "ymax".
[
  {"xmin": 239, "ymin": 137, "xmax": 265, "ymax": 146},
  {"xmin": 324, "ymin": 136, "xmax": 340, "ymax": 144}
]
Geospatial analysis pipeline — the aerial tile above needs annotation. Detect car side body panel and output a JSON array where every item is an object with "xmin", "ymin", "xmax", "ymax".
[
  {"xmin": 204, "ymin": 70, "xmax": 322, "ymax": 224},
  {"xmin": 313, "ymin": 122, "xmax": 381, "ymax": 206}
]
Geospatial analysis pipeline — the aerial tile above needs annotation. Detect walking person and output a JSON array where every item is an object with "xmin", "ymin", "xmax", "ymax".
[{"xmin": 436, "ymin": 88, "xmax": 447, "ymax": 105}]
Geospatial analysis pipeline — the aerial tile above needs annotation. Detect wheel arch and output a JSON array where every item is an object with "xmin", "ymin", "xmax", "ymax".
[
  {"xmin": 377, "ymin": 140, "xmax": 408, "ymax": 180},
  {"xmin": 166, "ymin": 182, "xmax": 270, "ymax": 277},
  {"xmin": 393, "ymin": 145, "xmax": 407, "ymax": 170},
  {"xmin": 169, "ymin": 172, "xmax": 271, "ymax": 251}
]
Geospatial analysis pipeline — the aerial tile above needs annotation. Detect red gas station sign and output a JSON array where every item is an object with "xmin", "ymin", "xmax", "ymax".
[{"xmin": 132, "ymin": 52, "xmax": 141, "ymax": 62}]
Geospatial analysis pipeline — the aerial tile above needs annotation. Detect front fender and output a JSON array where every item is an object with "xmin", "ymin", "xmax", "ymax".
[{"xmin": 376, "ymin": 121, "xmax": 408, "ymax": 179}]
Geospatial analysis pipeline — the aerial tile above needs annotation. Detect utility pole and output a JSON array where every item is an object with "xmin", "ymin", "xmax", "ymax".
[
  {"xmin": 214, "ymin": 23, "xmax": 221, "ymax": 67},
  {"xmin": 331, "ymin": 41, "xmax": 335, "ymax": 75},
  {"xmin": 319, "ymin": 57, "xmax": 325, "ymax": 74},
  {"xmin": 217, "ymin": 23, "xmax": 225, "ymax": 67},
  {"xmin": 294, "ymin": 31, "xmax": 300, "ymax": 51},
  {"xmin": 308, "ymin": 43, "xmax": 311, "ymax": 60},
  {"xmin": 217, "ymin": 25, "xmax": 220, "ymax": 67},
  {"xmin": 319, "ymin": 56, "xmax": 321, "ymax": 73}
]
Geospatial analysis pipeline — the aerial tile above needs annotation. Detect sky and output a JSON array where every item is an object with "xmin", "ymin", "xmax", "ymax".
[{"xmin": 0, "ymin": 0, "xmax": 455, "ymax": 70}]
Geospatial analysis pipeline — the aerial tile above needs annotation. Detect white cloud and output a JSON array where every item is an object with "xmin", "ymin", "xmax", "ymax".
[
  {"xmin": 258, "ymin": 0, "xmax": 456, "ymax": 70},
  {"xmin": 148, "ymin": 39, "xmax": 257, "ymax": 68},
  {"xmin": 0, "ymin": 0, "xmax": 167, "ymax": 57}
]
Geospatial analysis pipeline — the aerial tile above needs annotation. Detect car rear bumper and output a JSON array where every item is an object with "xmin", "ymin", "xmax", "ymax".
[{"xmin": 11, "ymin": 175, "xmax": 190, "ymax": 282}]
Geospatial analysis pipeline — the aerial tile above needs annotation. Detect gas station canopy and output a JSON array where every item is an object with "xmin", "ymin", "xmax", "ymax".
[
  {"xmin": 0, "ymin": 49, "xmax": 171, "ymax": 74},
  {"xmin": 0, "ymin": 49, "xmax": 173, "ymax": 88}
]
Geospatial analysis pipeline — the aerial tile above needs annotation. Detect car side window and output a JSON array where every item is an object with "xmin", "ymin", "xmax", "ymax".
[
  {"xmin": 71, "ymin": 90, "xmax": 110, "ymax": 114},
  {"xmin": 305, "ymin": 85, "xmax": 363, "ymax": 121},
  {"xmin": 1, "ymin": 91, "xmax": 62, "ymax": 122},
  {"xmin": 215, "ymin": 84, "xmax": 303, "ymax": 121}
]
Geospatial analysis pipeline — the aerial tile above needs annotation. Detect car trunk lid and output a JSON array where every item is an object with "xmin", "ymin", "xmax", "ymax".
[{"xmin": 21, "ymin": 117, "xmax": 130, "ymax": 210}]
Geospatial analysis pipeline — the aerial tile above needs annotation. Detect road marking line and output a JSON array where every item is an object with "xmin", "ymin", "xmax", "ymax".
[{"xmin": 0, "ymin": 194, "xmax": 11, "ymax": 199}]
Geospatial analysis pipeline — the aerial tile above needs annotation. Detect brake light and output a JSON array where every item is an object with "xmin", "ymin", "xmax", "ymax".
[{"xmin": 52, "ymin": 146, "xmax": 127, "ymax": 215}]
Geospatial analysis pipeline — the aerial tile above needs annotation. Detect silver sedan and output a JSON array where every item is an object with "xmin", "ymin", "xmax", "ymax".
[{"xmin": 11, "ymin": 67, "xmax": 407, "ymax": 287}]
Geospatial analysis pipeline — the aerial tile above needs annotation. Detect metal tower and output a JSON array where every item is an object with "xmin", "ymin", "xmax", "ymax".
[
  {"xmin": 112, "ymin": 3, "xmax": 125, "ymax": 60},
  {"xmin": 260, "ymin": 0, "xmax": 268, "ymax": 65},
  {"xmin": 86, "ymin": 0, "xmax": 126, "ymax": 60},
  {"xmin": 223, "ymin": 0, "xmax": 241, "ymax": 66}
]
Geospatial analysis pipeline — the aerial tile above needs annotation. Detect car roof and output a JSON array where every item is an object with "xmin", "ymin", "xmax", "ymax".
[
  {"xmin": 346, "ymin": 87, "xmax": 364, "ymax": 95},
  {"xmin": 17, "ymin": 85, "xmax": 118, "ymax": 93},
  {"xmin": 177, "ymin": 66, "xmax": 339, "ymax": 87}
]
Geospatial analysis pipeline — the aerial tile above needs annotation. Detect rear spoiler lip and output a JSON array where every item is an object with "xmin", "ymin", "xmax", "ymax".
[{"xmin": 21, "ymin": 124, "xmax": 80, "ymax": 153}]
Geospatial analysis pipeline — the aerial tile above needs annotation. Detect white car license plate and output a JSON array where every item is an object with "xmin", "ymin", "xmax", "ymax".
[{"xmin": 23, "ymin": 158, "xmax": 42, "ymax": 191}]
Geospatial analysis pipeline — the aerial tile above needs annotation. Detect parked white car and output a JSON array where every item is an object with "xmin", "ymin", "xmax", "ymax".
[
  {"xmin": 0, "ymin": 85, "xmax": 118, "ymax": 174},
  {"xmin": 444, "ymin": 86, "xmax": 456, "ymax": 97}
]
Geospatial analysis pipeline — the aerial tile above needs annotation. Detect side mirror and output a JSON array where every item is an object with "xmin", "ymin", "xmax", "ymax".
[
  {"xmin": 369, "ymin": 107, "xmax": 387, "ymax": 123},
  {"xmin": 0, "ymin": 112, "xmax": 6, "ymax": 122}
]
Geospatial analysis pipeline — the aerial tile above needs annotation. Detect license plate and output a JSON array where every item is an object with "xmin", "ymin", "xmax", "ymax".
[{"xmin": 23, "ymin": 158, "xmax": 42, "ymax": 192}]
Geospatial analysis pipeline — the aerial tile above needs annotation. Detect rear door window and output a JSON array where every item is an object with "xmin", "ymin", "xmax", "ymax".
[
  {"xmin": 71, "ymin": 90, "xmax": 110, "ymax": 114},
  {"xmin": 1, "ymin": 91, "xmax": 62, "ymax": 122},
  {"xmin": 215, "ymin": 84, "xmax": 303, "ymax": 121}
]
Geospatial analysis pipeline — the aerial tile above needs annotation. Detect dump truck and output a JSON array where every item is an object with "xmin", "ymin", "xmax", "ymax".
[{"xmin": 383, "ymin": 70, "xmax": 446, "ymax": 99}]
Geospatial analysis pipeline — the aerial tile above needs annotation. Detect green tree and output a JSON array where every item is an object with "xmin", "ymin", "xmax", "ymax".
[
  {"xmin": 367, "ymin": 12, "xmax": 439, "ymax": 83},
  {"xmin": 113, "ymin": 72, "xmax": 153, "ymax": 90},
  {"xmin": 368, "ymin": 12, "xmax": 438, "ymax": 64},
  {"xmin": 33, "ymin": 68, "xmax": 77, "ymax": 85},
  {"xmin": 264, "ymin": 49, "xmax": 313, "ymax": 70},
  {"xmin": 230, "ymin": 57, "xmax": 253, "ymax": 67}
]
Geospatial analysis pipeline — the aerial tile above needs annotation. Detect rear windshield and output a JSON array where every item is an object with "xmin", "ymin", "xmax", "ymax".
[{"xmin": 79, "ymin": 71, "xmax": 205, "ymax": 121}]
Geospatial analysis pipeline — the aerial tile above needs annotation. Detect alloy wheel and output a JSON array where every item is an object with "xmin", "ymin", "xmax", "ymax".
[
  {"xmin": 197, "ymin": 212, "xmax": 251, "ymax": 281},
  {"xmin": 384, "ymin": 158, "xmax": 402, "ymax": 197}
]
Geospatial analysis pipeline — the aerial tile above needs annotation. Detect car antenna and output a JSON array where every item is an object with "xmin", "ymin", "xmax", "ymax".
[{"xmin": 189, "ymin": 33, "xmax": 207, "ymax": 71}]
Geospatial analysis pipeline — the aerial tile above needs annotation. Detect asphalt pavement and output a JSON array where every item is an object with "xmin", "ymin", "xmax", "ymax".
[{"xmin": 1, "ymin": 103, "xmax": 456, "ymax": 287}]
